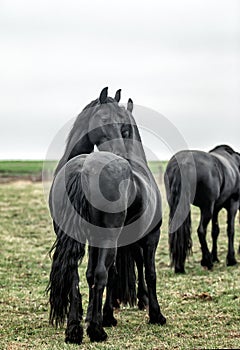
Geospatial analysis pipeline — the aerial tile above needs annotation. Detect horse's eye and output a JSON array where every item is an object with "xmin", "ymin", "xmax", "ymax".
[{"xmin": 122, "ymin": 130, "xmax": 130, "ymax": 138}]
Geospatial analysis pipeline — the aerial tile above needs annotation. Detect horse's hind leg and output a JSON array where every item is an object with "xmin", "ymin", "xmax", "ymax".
[
  {"xmin": 197, "ymin": 206, "xmax": 213, "ymax": 269},
  {"xmin": 65, "ymin": 268, "xmax": 84, "ymax": 344},
  {"xmin": 131, "ymin": 243, "xmax": 148, "ymax": 310},
  {"xmin": 211, "ymin": 209, "xmax": 220, "ymax": 263},
  {"xmin": 226, "ymin": 199, "xmax": 238, "ymax": 266},
  {"xmin": 142, "ymin": 230, "xmax": 166, "ymax": 325},
  {"xmin": 103, "ymin": 263, "xmax": 118, "ymax": 327},
  {"xmin": 86, "ymin": 247, "xmax": 116, "ymax": 342}
]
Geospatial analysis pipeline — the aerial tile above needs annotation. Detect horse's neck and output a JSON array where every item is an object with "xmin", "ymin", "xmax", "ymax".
[{"xmin": 55, "ymin": 119, "xmax": 93, "ymax": 175}]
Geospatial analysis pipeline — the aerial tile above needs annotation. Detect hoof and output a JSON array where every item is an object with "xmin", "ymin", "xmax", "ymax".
[
  {"xmin": 201, "ymin": 258, "xmax": 213, "ymax": 270},
  {"xmin": 211, "ymin": 252, "xmax": 220, "ymax": 263},
  {"xmin": 102, "ymin": 315, "xmax": 117, "ymax": 327},
  {"xmin": 138, "ymin": 295, "xmax": 149, "ymax": 310},
  {"xmin": 227, "ymin": 257, "xmax": 237, "ymax": 266},
  {"xmin": 149, "ymin": 313, "xmax": 166, "ymax": 326},
  {"xmin": 65, "ymin": 324, "xmax": 83, "ymax": 345},
  {"xmin": 87, "ymin": 322, "xmax": 107, "ymax": 342}
]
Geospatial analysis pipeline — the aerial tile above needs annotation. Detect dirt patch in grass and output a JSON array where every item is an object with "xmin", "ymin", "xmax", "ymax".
[{"xmin": 0, "ymin": 174, "xmax": 42, "ymax": 184}]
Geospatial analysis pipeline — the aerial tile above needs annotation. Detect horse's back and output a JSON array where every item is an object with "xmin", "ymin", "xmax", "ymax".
[{"xmin": 165, "ymin": 150, "xmax": 222, "ymax": 207}]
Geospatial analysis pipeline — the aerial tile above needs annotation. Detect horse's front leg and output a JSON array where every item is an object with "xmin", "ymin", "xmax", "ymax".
[
  {"xmin": 226, "ymin": 199, "xmax": 238, "ymax": 266},
  {"xmin": 86, "ymin": 246, "xmax": 98, "ymax": 326},
  {"xmin": 65, "ymin": 267, "xmax": 84, "ymax": 345},
  {"xmin": 142, "ymin": 230, "xmax": 166, "ymax": 325},
  {"xmin": 211, "ymin": 209, "xmax": 220, "ymax": 263},
  {"xmin": 86, "ymin": 247, "xmax": 116, "ymax": 342}
]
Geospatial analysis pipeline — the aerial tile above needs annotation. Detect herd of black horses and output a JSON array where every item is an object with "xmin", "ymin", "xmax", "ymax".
[{"xmin": 47, "ymin": 88, "xmax": 240, "ymax": 344}]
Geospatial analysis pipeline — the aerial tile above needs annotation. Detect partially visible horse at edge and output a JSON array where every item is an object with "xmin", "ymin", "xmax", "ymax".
[
  {"xmin": 47, "ymin": 88, "xmax": 166, "ymax": 344},
  {"xmin": 164, "ymin": 145, "xmax": 240, "ymax": 273}
]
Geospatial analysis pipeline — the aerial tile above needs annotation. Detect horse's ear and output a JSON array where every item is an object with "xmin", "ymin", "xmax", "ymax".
[
  {"xmin": 99, "ymin": 87, "xmax": 108, "ymax": 104},
  {"xmin": 114, "ymin": 89, "xmax": 121, "ymax": 103},
  {"xmin": 127, "ymin": 98, "xmax": 133, "ymax": 112}
]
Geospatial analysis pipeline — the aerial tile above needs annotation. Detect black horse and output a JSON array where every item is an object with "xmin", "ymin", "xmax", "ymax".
[
  {"xmin": 164, "ymin": 145, "xmax": 240, "ymax": 273},
  {"xmin": 55, "ymin": 87, "xmax": 149, "ymax": 311},
  {"xmin": 47, "ymin": 88, "xmax": 166, "ymax": 344}
]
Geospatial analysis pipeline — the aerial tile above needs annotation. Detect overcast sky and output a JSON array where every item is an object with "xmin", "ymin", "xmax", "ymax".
[{"xmin": 1, "ymin": 0, "xmax": 239, "ymax": 160}]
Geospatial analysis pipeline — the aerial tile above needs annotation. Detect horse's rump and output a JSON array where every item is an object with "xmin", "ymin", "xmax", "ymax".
[{"xmin": 50, "ymin": 152, "xmax": 135, "ymax": 247}]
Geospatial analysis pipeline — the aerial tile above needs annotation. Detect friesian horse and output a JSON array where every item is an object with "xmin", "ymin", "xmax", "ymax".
[
  {"xmin": 47, "ymin": 88, "xmax": 166, "ymax": 344},
  {"xmin": 56, "ymin": 87, "xmax": 148, "ymax": 311},
  {"xmin": 164, "ymin": 145, "xmax": 240, "ymax": 273}
]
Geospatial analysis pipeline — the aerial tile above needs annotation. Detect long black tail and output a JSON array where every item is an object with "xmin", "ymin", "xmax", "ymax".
[
  {"xmin": 47, "ymin": 232, "xmax": 85, "ymax": 327},
  {"xmin": 165, "ymin": 167, "xmax": 192, "ymax": 273},
  {"xmin": 113, "ymin": 245, "xmax": 137, "ymax": 307},
  {"xmin": 47, "ymin": 167, "xmax": 87, "ymax": 327}
]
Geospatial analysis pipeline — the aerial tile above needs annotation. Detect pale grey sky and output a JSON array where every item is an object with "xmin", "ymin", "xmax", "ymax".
[{"xmin": 0, "ymin": 0, "xmax": 239, "ymax": 160}]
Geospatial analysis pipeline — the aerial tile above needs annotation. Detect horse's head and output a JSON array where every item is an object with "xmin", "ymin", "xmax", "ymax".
[
  {"xmin": 87, "ymin": 87, "xmax": 135, "ymax": 157},
  {"xmin": 56, "ymin": 87, "xmax": 146, "ymax": 174}
]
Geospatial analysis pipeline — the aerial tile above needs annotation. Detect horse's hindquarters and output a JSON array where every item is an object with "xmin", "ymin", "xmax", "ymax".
[
  {"xmin": 51, "ymin": 152, "xmax": 135, "ymax": 248},
  {"xmin": 81, "ymin": 152, "xmax": 134, "ymax": 215}
]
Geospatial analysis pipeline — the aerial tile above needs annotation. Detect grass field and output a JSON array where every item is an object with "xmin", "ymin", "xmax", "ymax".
[
  {"xmin": 0, "ymin": 161, "xmax": 165, "ymax": 182},
  {"xmin": 0, "ymin": 161, "xmax": 57, "ymax": 181},
  {"xmin": 0, "ymin": 161, "xmax": 43, "ymax": 176},
  {"xmin": 0, "ymin": 161, "xmax": 166, "ymax": 175},
  {"xmin": 0, "ymin": 164, "xmax": 239, "ymax": 349}
]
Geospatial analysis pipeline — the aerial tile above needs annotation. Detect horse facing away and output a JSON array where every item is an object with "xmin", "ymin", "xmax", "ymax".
[
  {"xmin": 47, "ymin": 88, "xmax": 166, "ymax": 344},
  {"xmin": 164, "ymin": 145, "xmax": 240, "ymax": 273}
]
